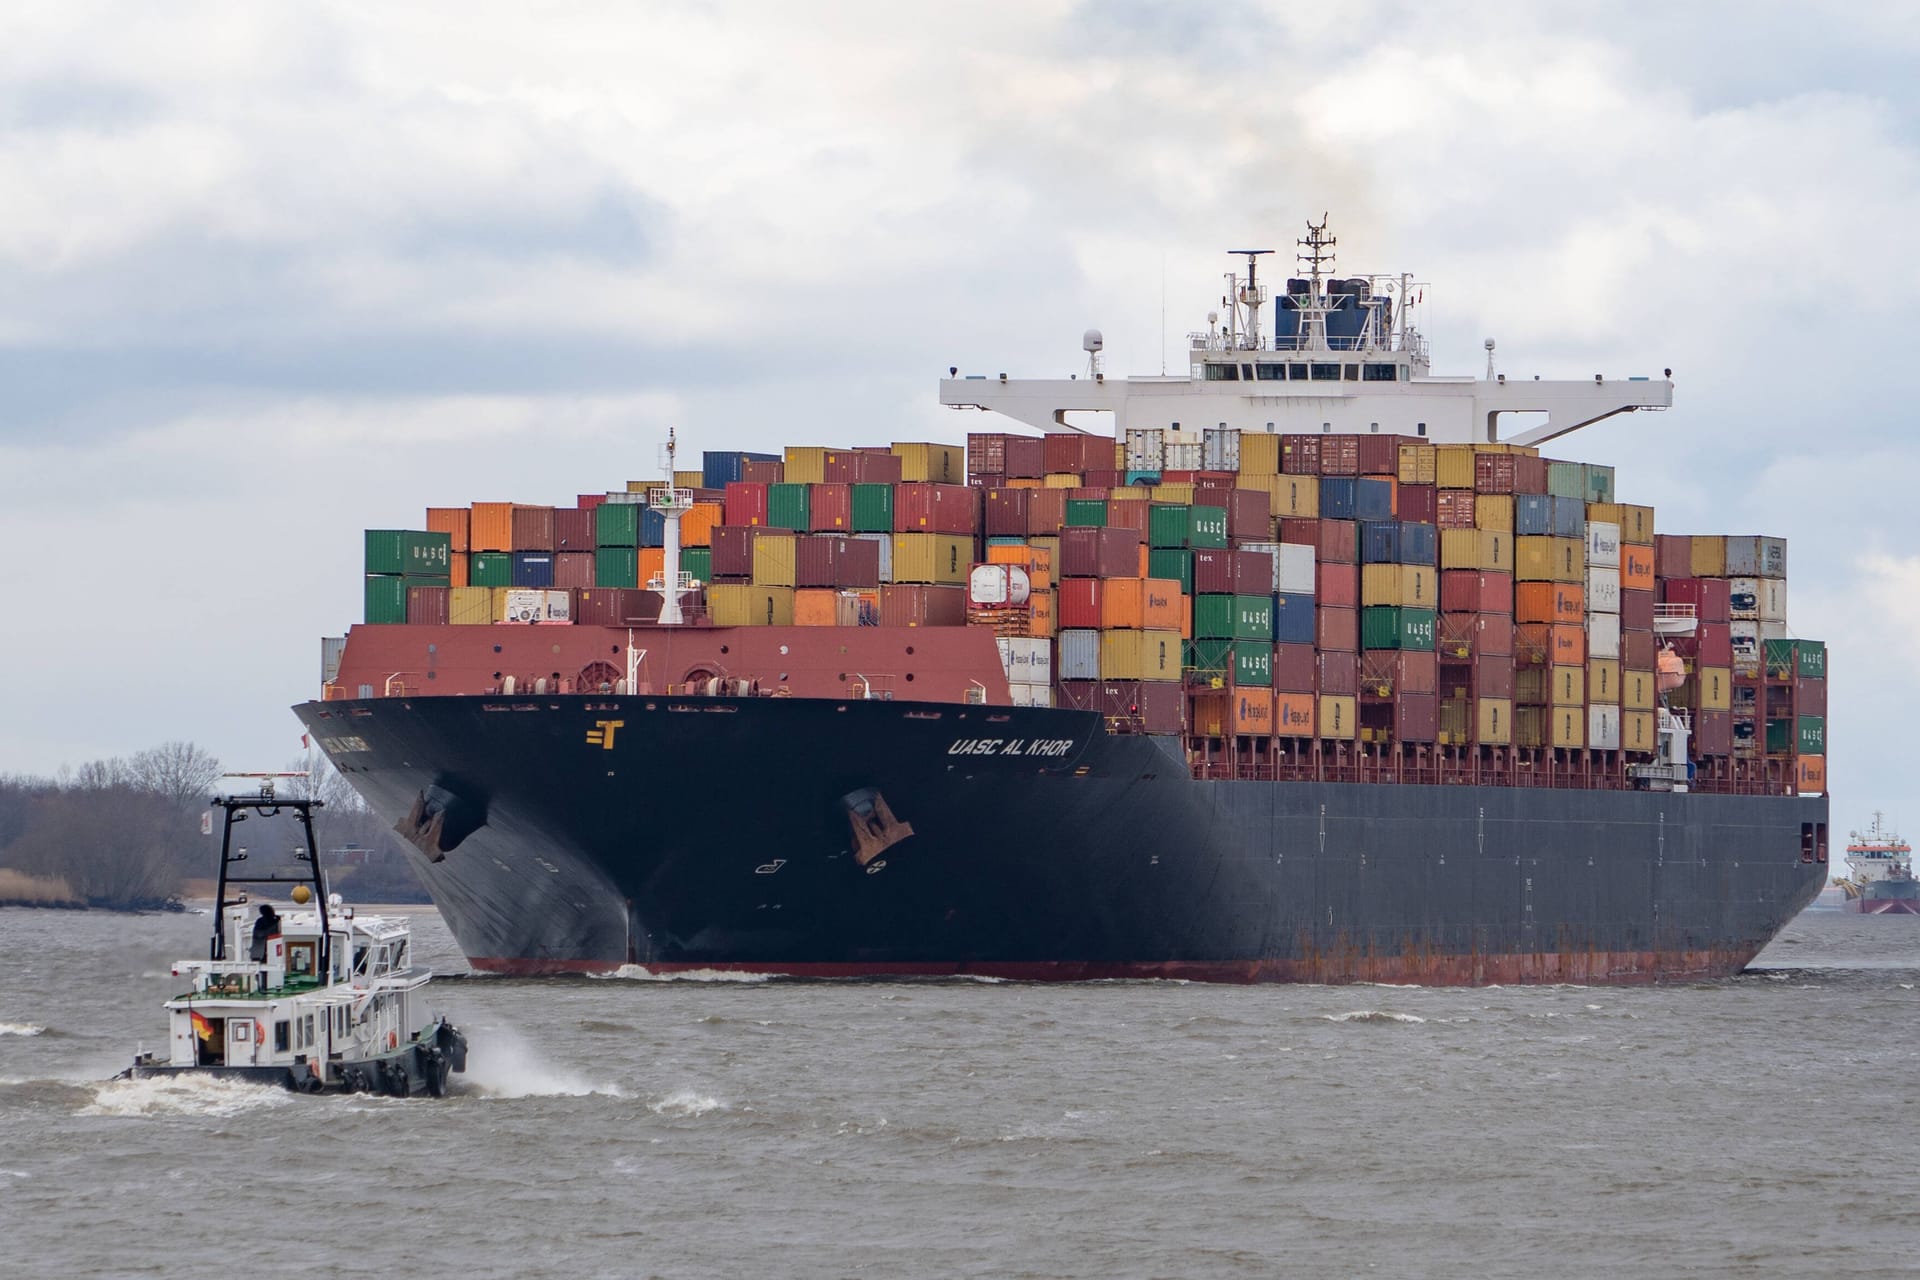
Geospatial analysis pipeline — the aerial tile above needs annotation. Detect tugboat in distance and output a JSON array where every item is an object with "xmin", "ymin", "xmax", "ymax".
[{"xmin": 1836, "ymin": 813, "xmax": 1918, "ymax": 915}]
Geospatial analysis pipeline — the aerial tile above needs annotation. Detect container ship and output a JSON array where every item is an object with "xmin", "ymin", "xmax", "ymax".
[
  {"xmin": 299, "ymin": 221, "xmax": 1830, "ymax": 983},
  {"xmin": 1836, "ymin": 814, "xmax": 1915, "ymax": 914}
]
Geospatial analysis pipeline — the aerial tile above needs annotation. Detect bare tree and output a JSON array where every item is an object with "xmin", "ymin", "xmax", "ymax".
[
  {"xmin": 74, "ymin": 756, "xmax": 136, "ymax": 790},
  {"xmin": 2, "ymin": 787, "xmax": 183, "ymax": 908},
  {"xmin": 127, "ymin": 741, "xmax": 223, "ymax": 811}
]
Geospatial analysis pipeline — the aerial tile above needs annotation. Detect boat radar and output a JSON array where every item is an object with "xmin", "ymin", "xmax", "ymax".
[{"xmin": 939, "ymin": 216, "xmax": 1673, "ymax": 448}]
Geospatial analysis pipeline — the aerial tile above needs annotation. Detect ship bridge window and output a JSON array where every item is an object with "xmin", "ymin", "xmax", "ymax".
[
  {"xmin": 1343, "ymin": 364, "xmax": 1359, "ymax": 381},
  {"xmin": 1309, "ymin": 363, "xmax": 1341, "ymax": 381},
  {"xmin": 1287, "ymin": 364, "xmax": 1308, "ymax": 381},
  {"xmin": 1203, "ymin": 363, "xmax": 1240, "ymax": 381},
  {"xmin": 1255, "ymin": 363, "xmax": 1286, "ymax": 381},
  {"xmin": 1364, "ymin": 363, "xmax": 1398, "ymax": 382}
]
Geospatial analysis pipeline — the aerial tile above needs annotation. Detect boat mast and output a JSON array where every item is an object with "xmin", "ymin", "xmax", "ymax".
[
  {"xmin": 649, "ymin": 427, "xmax": 693, "ymax": 626},
  {"xmin": 208, "ymin": 773, "xmax": 331, "ymax": 976},
  {"xmin": 1295, "ymin": 215, "xmax": 1336, "ymax": 352}
]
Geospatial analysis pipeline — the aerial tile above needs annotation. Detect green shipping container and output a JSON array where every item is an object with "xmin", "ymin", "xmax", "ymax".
[
  {"xmin": 1584, "ymin": 464, "xmax": 1615, "ymax": 504},
  {"xmin": 365, "ymin": 575, "xmax": 408, "ymax": 624},
  {"xmin": 1184, "ymin": 638, "xmax": 1234, "ymax": 675},
  {"xmin": 1232, "ymin": 594, "xmax": 1272, "ymax": 642},
  {"xmin": 1065, "ymin": 499, "xmax": 1108, "ymax": 528},
  {"xmin": 595, "ymin": 547, "xmax": 638, "ymax": 588},
  {"xmin": 364, "ymin": 529, "xmax": 451, "ymax": 576},
  {"xmin": 595, "ymin": 502, "xmax": 640, "ymax": 547},
  {"xmin": 1233, "ymin": 642, "xmax": 1272, "ymax": 687},
  {"xmin": 1193, "ymin": 594, "xmax": 1236, "ymax": 640},
  {"xmin": 1148, "ymin": 548, "xmax": 1192, "ymax": 593},
  {"xmin": 1361, "ymin": 606, "xmax": 1438, "ymax": 651},
  {"xmin": 469, "ymin": 552, "xmax": 513, "ymax": 587},
  {"xmin": 767, "ymin": 483, "xmax": 811, "ymax": 531},
  {"xmin": 682, "ymin": 547, "xmax": 713, "ymax": 583},
  {"xmin": 851, "ymin": 483, "xmax": 893, "ymax": 533},
  {"xmin": 1766, "ymin": 638, "xmax": 1827, "ymax": 680},
  {"xmin": 1148, "ymin": 503, "xmax": 1192, "ymax": 549},
  {"xmin": 1545, "ymin": 462, "xmax": 1586, "ymax": 501},
  {"xmin": 1190, "ymin": 505, "xmax": 1228, "ymax": 549}
]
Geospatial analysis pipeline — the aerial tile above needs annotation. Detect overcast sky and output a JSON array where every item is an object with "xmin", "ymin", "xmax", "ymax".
[{"xmin": 2, "ymin": 1, "xmax": 1913, "ymax": 818}]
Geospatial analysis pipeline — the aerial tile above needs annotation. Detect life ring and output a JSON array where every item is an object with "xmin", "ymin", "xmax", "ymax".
[{"xmin": 387, "ymin": 1030, "xmax": 398, "ymax": 1050}]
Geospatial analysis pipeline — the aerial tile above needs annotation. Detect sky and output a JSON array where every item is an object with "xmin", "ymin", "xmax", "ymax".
[{"xmin": 1, "ymin": 0, "xmax": 1915, "ymax": 821}]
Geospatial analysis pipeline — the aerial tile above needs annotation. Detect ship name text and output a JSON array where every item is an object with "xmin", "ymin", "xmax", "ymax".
[{"xmin": 947, "ymin": 738, "xmax": 1075, "ymax": 758}]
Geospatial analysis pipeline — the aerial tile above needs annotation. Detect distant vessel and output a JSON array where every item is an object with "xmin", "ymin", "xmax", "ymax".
[{"xmin": 1837, "ymin": 813, "xmax": 1917, "ymax": 915}]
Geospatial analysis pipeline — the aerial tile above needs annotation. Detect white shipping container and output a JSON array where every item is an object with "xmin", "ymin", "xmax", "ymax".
[
  {"xmin": 1759, "ymin": 620, "xmax": 1789, "ymax": 640},
  {"xmin": 502, "ymin": 588, "xmax": 571, "ymax": 623},
  {"xmin": 1202, "ymin": 426, "xmax": 1242, "ymax": 472},
  {"xmin": 1728, "ymin": 576, "xmax": 1759, "ymax": 620},
  {"xmin": 1125, "ymin": 428, "xmax": 1165, "ymax": 472},
  {"xmin": 1588, "ymin": 704, "xmax": 1622, "ymax": 751},
  {"xmin": 1759, "ymin": 577, "xmax": 1788, "ymax": 622},
  {"xmin": 1585, "ymin": 520, "xmax": 1621, "ymax": 568},
  {"xmin": 1587, "ymin": 611, "xmax": 1621, "ymax": 659},
  {"xmin": 995, "ymin": 636, "xmax": 1050, "ymax": 683},
  {"xmin": 321, "ymin": 636, "xmax": 347, "ymax": 684},
  {"xmin": 1164, "ymin": 442, "xmax": 1204, "ymax": 470},
  {"xmin": 854, "ymin": 532, "xmax": 893, "ymax": 583},
  {"xmin": 1277, "ymin": 542, "xmax": 1316, "ymax": 595},
  {"xmin": 970, "ymin": 564, "xmax": 1031, "ymax": 607},
  {"xmin": 1585, "ymin": 565, "xmax": 1621, "ymax": 614},
  {"xmin": 1010, "ymin": 681, "xmax": 1055, "ymax": 708},
  {"xmin": 1058, "ymin": 629, "xmax": 1100, "ymax": 681},
  {"xmin": 1731, "ymin": 620, "xmax": 1760, "ymax": 672},
  {"xmin": 1024, "ymin": 636, "xmax": 1052, "ymax": 682}
]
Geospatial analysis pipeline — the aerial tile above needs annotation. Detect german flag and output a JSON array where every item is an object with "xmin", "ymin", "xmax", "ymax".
[{"xmin": 190, "ymin": 1010, "xmax": 213, "ymax": 1040}]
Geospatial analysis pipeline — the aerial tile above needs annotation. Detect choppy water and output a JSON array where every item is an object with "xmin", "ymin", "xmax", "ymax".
[{"xmin": 2, "ymin": 906, "xmax": 1915, "ymax": 1279}]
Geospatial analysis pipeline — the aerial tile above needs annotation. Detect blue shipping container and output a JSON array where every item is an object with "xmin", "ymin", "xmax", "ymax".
[
  {"xmin": 1360, "ymin": 520, "xmax": 1401, "ymax": 564},
  {"xmin": 510, "ymin": 552, "xmax": 555, "ymax": 587},
  {"xmin": 639, "ymin": 506, "xmax": 667, "ymax": 548},
  {"xmin": 1319, "ymin": 477, "xmax": 1357, "ymax": 520},
  {"xmin": 1551, "ymin": 496, "xmax": 1585, "ymax": 539},
  {"xmin": 1398, "ymin": 521, "xmax": 1438, "ymax": 565},
  {"xmin": 1354, "ymin": 478, "xmax": 1394, "ymax": 520},
  {"xmin": 1272, "ymin": 592, "xmax": 1316, "ymax": 644},
  {"xmin": 701, "ymin": 450, "xmax": 781, "ymax": 490},
  {"xmin": 1515, "ymin": 493, "xmax": 1553, "ymax": 536}
]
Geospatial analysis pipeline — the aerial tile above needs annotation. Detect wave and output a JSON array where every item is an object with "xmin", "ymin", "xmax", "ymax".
[
  {"xmin": 588, "ymin": 964, "xmax": 771, "ymax": 983},
  {"xmin": 459, "ymin": 1030, "xmax": 625, "ymax": 1099},
  {"xmin": 1321, "ymin": 1010, "xmax": 1427, "ymax": 1025},
  {"xmin": 648, "ymin": 1089, "xmax": 725, "ymax": 1118},
  {"xmin": 81, "ymin": 1075, "xmax": 293, "ymax": 1118},
  {"xmin": 0, "ymin": 1022, "xmax": 46, "ymax": 1037}
]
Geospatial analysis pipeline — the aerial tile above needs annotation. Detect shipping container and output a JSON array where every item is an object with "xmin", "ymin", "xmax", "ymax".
[
  {"xmin": 1317, "ymin": 605, "xmax": 1360, "ymax": 653},
  {"xmin": 448, "ymin": 586, "xmax": 493, "ymax": 626},
  {"xmin": 470, "ymin": 502, "xmax": 515, "ymax": 553},
  {"xmin": 365, "ymin": 530, "xmax": 453, "ymax": 576},
  {"xmin": 1362, "ymin": 564, "xmax": 1437, "ymax": 609},
  {"xmin": 1477, "ymin": 697, "xmax": 1514, "ymax": 745},
  {"xmin": 709, "ymin": 525, "xmax": 760, "ymax": 578},
  {"xmin": 426, "ymin": 508, "xmax": 470, "ymax": 553},
  {"xmin": 751, "ymin": 534, "xmax": 797, "ymax": 588},
  {"xmin": 1360, "ymin": 606, "xmax": 1437, "ymax": 651},
  {"xmin": 469, "ymin": 552, "xmax": 512, "ymax": 587},
  {"xmin": 796, "ymin": 535, "xmax": 882, "ymax": 589},
  {"xmin": 701, "ymin": 450, "xmax": 780, "ymax": 490},
  {"xmin": 509, "ymin": 506, "xmax": 555, "ymax": 552},
  {"xmin": 890, "ymin": 533, "xmax": 972, "ymax": 585},
  {"xmin": 895, "ymin": 483, "xmax": 978, "ymax": 534},
  {"xmin": 510, "ymin": 552, "xmax": 554, "ymax": 588},
  {"xmin": 1272, "ymin": 592, "xmax": 1315, "ymax": 645},
  {"xmin": 1318, "ymin": 694, "xmax": 1358, "ymax": 740},
  {"xmin": 1724, "ymin": 535, "xmax": 1788, "ymax": 579},
  {"xmin": 1100, "ymin": 629, "xmax": 1182, "ymax": 682},
  {"xmin": 706, "ymin": 584, "xmax": 795, "ymax": 627},
  {"xmin": 1059, "ymin": 526, "xmax": 1142, "ymax": 578},
  {"xmin": 1100, "ymin": 578, "xmax": 1184, "ymax": 630}
]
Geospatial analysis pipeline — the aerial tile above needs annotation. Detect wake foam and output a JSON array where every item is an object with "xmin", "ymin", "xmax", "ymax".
[
  {"xmin": 1322, "ymin": 1010, "xmax": 1427, "ymax": 1025},
  {"xmin": 459, "ymin": 1029, "xmax": 625, "ymax": 1098},
  {"xmin": 648, "ymin": 1089, "xmax": 725, "ymax": 1118},
  {"xmin": 82, "ymin": 1075, "xmax": 293, "ymax": 1118},
  {"xmin": 0, "ymin": 1022, "xmax": 46, "ymax": 1037},
  {"xmin": 589, "ymin": 965, "xmax": 771, "ymax": 983}
]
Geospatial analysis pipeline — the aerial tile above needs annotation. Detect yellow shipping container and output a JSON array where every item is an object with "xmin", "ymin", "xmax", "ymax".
[
  {"xmin": 1623, "ymin": 668, "xmax": 1655, "ymax": 711},
  {"xmin": 449, "ymin": 586, "xmax": 493, "ymax": 625},
  {"xmin": 1619, "ymin": 504, "xmax": 1655, "ymax": 545},
  {"xmin": 707, "ymin": 584, "xmax": 795, "ymax": 627},
  {"xmin": 674, "ymin": 469, "xmax": 703, "ymax": 491},
  {"xmin": 1098, "ymin": 629, "xmax": 1181, "ymax": 682},
  {"xmin": 1552, "ymin": 705, "xmax": 1585, "ymax": 749},
  {"xmin": 1587, "ymin": 659, "xmax": 1621, "ymax": 704},
  {"xmin": 1474, "ymin": 494, "xmax": 1515, "ymax": 532},
  {"xmin": 1397, "ymin": 443, "xmax": 1437, "ymax": 485},
  {"xmin": 1268, "ymin": 474, "xmax": 1319, "ymax": 518},
  {"xmin": 783, "ymin": 447, "xmax": 829, "ymax": 485},
  {"xmin": 1439, "ymin": 697, "xmax": 1470, "ymax": 744},
  {"xmin": 1240, "ymin": 432, "xmax": 1282, "ymax": 475},
  {"xmin": 1690, "ymin": 535, "xmax": 1727, "ymax": 578},
  {"xmin": 1361, "ymin": 564, "xmax": 1437, "ymax": 608},
  {"xmin": 624, "ymin": 480, "xmax": 653, "ymax": 494},
  {"xmin": 1515, "ymin": 536, "xmax": 1556, "ymax": 582},
  {"xmin": 1441, "ymin": 528, "xmax": 1512, "ymax": 572},
  {"xmin": 1109, "ymin": 485, "xmax": 1148, "ymax": 502},
  {"xmin": 1114, "ymin": 442, "xmax": 1126, "ymax": 470},
  {"xmin": 1698, "ymin": 665, "xmax": 1732, "ymax": 711},
  {"xmin": 751, "ymin": 533, "xmax": 798, "ymax": 587},
  {"xmin": 1318, "ymin": 694, "xmax": 1358, "ymax": 740},
  {"xmin": 1516, "ymin": 705, "xmax": 1585, "ymax": 749},
  {"xmin": 1623, "ymin": 710, "xmax": 1657, "ymax": 754},
  {"xmin": 1478, "ymin": 697, "xmax": 1514, "ymax": 746},
  {"xmin": 1552, "ymin": 664, "xmax": 1585, "ymax": 707},
  {"xmin": 1586, "ymin": 501, "xmax": 1622, "ymax": 527},
  {"xmin": 891, "ymin": 533, "xmax": 972, "ymax": 584},
  {"xmin": 1435, "ymin": 444, "xmax": 1476, "ymax": 489},
  {"xmin": 1044, "ymin": 472, "xmax": 1081, "ymax": 489},
  {"xmin": 891, "ymin": 442, "xmax": 964, "ymax": 484},
  {"xmin": 1151, "ymin": 482, "xmax": 1195, "ymax": 505}
]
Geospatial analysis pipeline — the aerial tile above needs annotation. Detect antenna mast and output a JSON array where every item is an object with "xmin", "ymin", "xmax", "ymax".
[
  {"xmin": 648, "ymin": 427, "xmax": 694, "ymax": 626},
  {"xmin": 1296, "ymin": 216, "xmax": 1336, "ymax": 351},
  {"xmin": 1227, "ymin": 249, "xmax": 1273, "ymax": 349}
]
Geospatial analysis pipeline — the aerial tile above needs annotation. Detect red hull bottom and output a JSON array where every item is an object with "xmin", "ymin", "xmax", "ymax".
[
  {"xmin": 469, "ymin": 948, "xmax": 1759, "ymax": 985},
  {"xmin": 1844, "ymin": 900, "xmax": 1920, "ymax": 915}
]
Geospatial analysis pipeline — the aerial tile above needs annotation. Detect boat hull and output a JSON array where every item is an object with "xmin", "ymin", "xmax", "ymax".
[{"xmin": 296, "ymin": 694, "xmax": 1829, "ymax": 985}]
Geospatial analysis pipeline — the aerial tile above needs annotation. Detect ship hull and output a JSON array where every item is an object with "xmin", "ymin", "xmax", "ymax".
[{"xmin": 296, "ymin": 694, "xmax": 1828, "ymax": 985}]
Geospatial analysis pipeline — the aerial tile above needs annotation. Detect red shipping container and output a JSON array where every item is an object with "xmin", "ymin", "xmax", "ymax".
[
  {"xmin": 1005, "ymin": 436, "xmax": 1046, "ymax": 479},
  {"xmin": 552, "ymin": 552, "xmax": 595, "ymax": 589},
  {"xmin": 724, "ymin": 482, "xmax": 770, "ymax": 527},
  {"xmin": 894, "ymin": 483, "xmax": 978, "ymax": 534},
  {"xmin": 1320, "ymin": 436, "xmax": 1360, "ymax": 476},
  {"xmin": 1357, "ymin": 435, "xmax": 1409, "ymax": 476},
  {"xmin": 1513, "ymin": 455, "xmax": 1548, "ymax": 494},
  {"xmin": 1056, "ymin": 578, "xmax": 1104, "ymax": 629},
  {"xmin": 1662, "ymin": 577, "xmax": 1731, "ymax": 624},
  {"xmin": 1440, "ymin": 612, "xmax": 1513, "ymax": 658},
  {"xmin": 1191, "ymin": 548, "xmax": 1234, "ymax": 595},
  {"xmin": 879, "ymin": 584, "xmax": 967, "ymax": 627},
  {"xmin": 1623, "ymin": 629, "xmax": 1656, "ymax": 668},
  {"xmin": 1193, "ymin": 477, "xmax": 1236, "ymax": 506},
  {"xmin": 1085, "ymin": 469, "xmax": 1125, "ymax": 489},
  {"xmin": 575, "ymin": 588, "xmax": 663, "ymax": 626},
  {"xmin": 1474, "ymin": 454, "xmax": 1518, "ymax": 495},
  {"xmin": 1059, "ymin": 526, "xmax": 1142, "ymax": 578},
  {"xmin": 1070, "ymin": 486, "xmax": 1112, "ymax": 503},
  {"xmin": 1318, "ymin": 519, "xmax": 1359, "ymax": 564},
  {"xmin": 1317, "ymin": 605, "xmax": 1359, "ymax": 652},
  {"xmin": 1273, "ymin": 643, "xmax": 1316, "ymax": 692},
  {"xmin": 1317, "ymin": 649, "xmax": 1359, "ymax": 695},
  {"xmin": 1475, "ymin": 653, "xmax": 1515, "ymax": 697},
  {"xmin": 575, "ymin": 493, "xmax": 606, "ymax": 513},
  {"xmin": 1026, "ymin": 488, "xmax": 1068, "ymax": 536},
  {"xmin": 1441, "ymin": 570, "xmax": 1513, "ymax": 614},
  {"xmin": 1693, "ymin": 622, "xmax": 1732, "ymax": 666},
  {"xmin": 1396, "ymin": 484, "xmax": 1437, "ymax": 524},
  {"xmin": 967, "ymin": 433, "xmax": 1009, "ymax": 481},
  {"xmin": 405, "ymin": 585, "xmax": 450, "ymax": 626},
  {"xmin": 1395, "ymin": 692, "xmax": 1439, "ymax": 742},
  {"xmin": 1653, "ymin": 534, "xmax": 1693, "ymax": 580},
  {"xmin": 983, "ymin": 487, "xmax": 1031, "ymax": 536},
  {"xmin": 824, "ymin": 451, "xmax": 902, "ymax": 484},
  {"xmin": 1620, "ymin": 588, "xmax": 1655, "ymax": 631},
  {"xmin": 1226, "ymin": 489, "xmax": 1272, "ymax": 541},
  {"xmin": 1797, "ymin": 677, "xmax": 1827, "ymax": 715},
  {"xmin": 1043, "ymin": 433, "xmax": 1106, "ymax": 474},
  {"xmin": 1057, "ymin": 680, "xmax": 1101, "ymax": 712},
  {"xmin": 1162, "ymin": 469, "xmax": 1199, "ymax": 483},
  {"xmin": 809, "ymin": 483, "xmax": 853, "ymax": 532},
  {"xmin": 1316, "ymin": 561, "xmax": 1359, "ymax": 608},
  {"xmin": 511, "ymin": 505, "xmax": 555, "ymax": 552},
  {"xmin": 1280, "ymin": 434, "xmax": 1322, "ymax": 475},
  {"xmin": 1099, "ymin": 681, "xmax": 1184, "ymax": 733},
  {"xmin": 553, "ymin": 507, "xmax": 595, "ymax": 550},
  {"xmin": 1231, "ymin": 550, "xmax": 1272, "ymax": 595},
  {"xmin": 741, "ymin": 459, "xmax": 784, "ymax": 485},
  {"xmin": 1363, "ymin": 650, "xmax": 1437, "ymax": 694},
  {"xmin": 1694, "ymin": 709, "xmax": 1732, "ymax": 756},
  {"xmin": 709, "ymin": 525, "xmax": 760, "ymax": 577},
  {"xmin": 1105, "ymin": 501, "xmax": 1150, "ymax": 534},
  {"xmin": 1435, "ymin": 490, "xmax": 1476, "ymax": 529},
  {"xmin": 795, "ymin": 535, "xmax": 881, "ymax": 588}
]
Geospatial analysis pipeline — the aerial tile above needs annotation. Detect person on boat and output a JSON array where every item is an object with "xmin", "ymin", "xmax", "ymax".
[{"xmin": 250, "ymin": 904, "xmax": 281, "ymax": 962}]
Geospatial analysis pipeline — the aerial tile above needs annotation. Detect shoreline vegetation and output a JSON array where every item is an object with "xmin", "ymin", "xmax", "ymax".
[{"xmin": 1, "ymin": 740, "xmax": 430, "ymax": 911}]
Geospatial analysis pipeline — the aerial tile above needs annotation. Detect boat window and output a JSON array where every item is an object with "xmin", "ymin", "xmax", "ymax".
[
  {"xmin": 1310, "ymin": 363, "xmax": 1341, "ymax": 381},
  {"xmin": 1400, "ymin": 366, "xmax": 1410, "ymax": 380},
  {"xmin": 274, "ymin": 1021, "xmax": 290, "ymax": 1053},
  {"xmin": 1364, "ymin": 363, "xmax": 1398, "ymax": 382},
  {"xmin": 1203, "ymin": 363, "xmax": 1239, "ymax": 381},
  {"xmin": 1417, "ymin": 422, "xmax": 1428, "ymax": 437},
  {"xmin": 1287, "ymin": 364, "xmax": 1308, "ymax": 381},
  {"xmin": 1254, "ymin": 364, "xmax": 1286, "ymax": 381},
  {"xmin": 1343, "ymin": 364, "xmax": 1359, "ymax": 381}
]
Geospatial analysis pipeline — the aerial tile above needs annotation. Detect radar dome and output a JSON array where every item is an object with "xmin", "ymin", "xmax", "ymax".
[
  {"xmin": 291, "ymin": 884, "xmax": 312, "ymax": 904},
  {"xmin": 1082, "ymin": 329, "xmax": 1103, "ymax": 353}
]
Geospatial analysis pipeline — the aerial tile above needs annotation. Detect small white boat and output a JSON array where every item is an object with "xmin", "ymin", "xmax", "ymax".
[{"xmin": 120, "ymin": 774, "xmax": 468, "ymax": 1096}]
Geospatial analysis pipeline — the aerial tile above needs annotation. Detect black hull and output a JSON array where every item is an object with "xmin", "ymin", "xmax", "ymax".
[{"xmin": 297, "ymin": 694, "xmax": 1827, "ymax": 984}]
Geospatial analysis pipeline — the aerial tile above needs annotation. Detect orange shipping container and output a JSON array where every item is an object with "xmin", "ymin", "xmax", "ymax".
[
  {"xmin": 1620, "ymin": 543, "xmax": 1655, "ymax": 591},
  {"xmin": 1100, "ymin": 577, "xmax": 1184, "ymax": 630},
  {"xmin": 1228, "ymin": 688, "xmax": 1274, "ymax": 736},
  {"xmin": 681, "ymin": 502, "xmax": 723, "ymax": 547},
  {"xmin": 1516, "ymin": 582, "xmax": 1585, "ymax": 624},
  {"xmin": 1028, "ymin": 589, "xmax": 1055, "ymax": 637},
  {"xmin": 448, "ymin": 552, "xmax": 469, "ymax": 589},
  {"xmin": 427, "ymin": 507, "xmax": 471, "ymax": 553},
  {"xmin": 1796, "ymin": 754, "xmax": 1826, "ymax": 795},
  {"xmin": 1274, "ymin": 691, "xmax": 1316, "ymax": 737},
  {"xmin": 638, "ymin": 547, "xmax": 665, "ymax": 586},
  {"xmin": 793, "ymin": 587, "xmax": 840, "ymax": 626},
  {"xmin": 470, "ymin": 502, "xmax": 515, "ymax": 553}
]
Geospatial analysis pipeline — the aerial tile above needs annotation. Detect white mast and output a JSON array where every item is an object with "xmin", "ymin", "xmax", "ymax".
[{"xmin": 648, "ymin": 427, "xmax": 693, "ymax": 626}]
